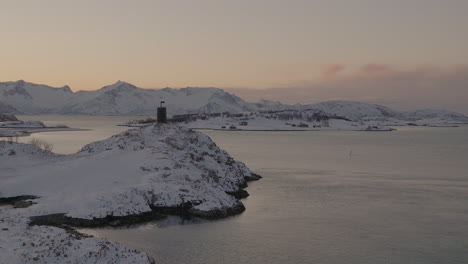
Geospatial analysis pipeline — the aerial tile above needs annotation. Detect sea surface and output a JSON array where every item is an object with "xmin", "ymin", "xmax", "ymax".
[{"xmin": 16, "ymin": 115, "xmax": 468, "ymax": 264}]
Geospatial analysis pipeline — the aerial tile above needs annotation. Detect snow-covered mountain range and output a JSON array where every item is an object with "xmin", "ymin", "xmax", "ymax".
[
  {"xmin": 1, "ymin": 80, "xmax": 467, "ymax": 124},
  {"xmin": 0, "ymin": 80, "xmax": 255, "ymax": 115}
]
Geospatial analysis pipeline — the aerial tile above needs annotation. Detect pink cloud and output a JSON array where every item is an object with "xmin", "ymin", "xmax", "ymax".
[
  {"xmin": 225, "ymin": 64, "xmax": 468, "ymax": 115},
  {"xmin": 359, "ymin": 63, "xmax": 392, "ymax": 76},
  {"xmin": 320, "ymin": 64, "xmax": 346, "ymax": 78}
]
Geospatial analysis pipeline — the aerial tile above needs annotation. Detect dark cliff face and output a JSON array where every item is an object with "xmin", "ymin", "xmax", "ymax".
[
  {"xmin": 60, "ymin": 85, "xmax": 73, "ymax": 93},
  {"xmin": 2, "ymin": 84, "xmax": 33, "ymax": 100},
  {"xmin": 0, "ymin": 113, "xmax": 18, "ymax": 122},
  {"xmin": 0, "ymin": 101, "xmax": 21, "ymax": 115},
  {"xmin": 213, "ymin": 91, "xmax": 238, "ymax": 104}
]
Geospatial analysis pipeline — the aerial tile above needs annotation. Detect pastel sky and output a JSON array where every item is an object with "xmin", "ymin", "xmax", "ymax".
[{"xmin": 1, "ymin": 0, "xmax": 467, "ymax": 112}]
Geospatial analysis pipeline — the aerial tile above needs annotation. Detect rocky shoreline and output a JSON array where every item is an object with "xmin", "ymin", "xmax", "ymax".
[
  {"xmin": 0, "ymin": 173, "xmax": 260, "ymax": 264},
  {"xmin": 24, "ymin": 173, "xmax": 261, "ymax": 230}
]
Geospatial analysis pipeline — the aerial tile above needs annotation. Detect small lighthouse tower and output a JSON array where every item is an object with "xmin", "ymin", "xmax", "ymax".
[{"xmin": 157, "ymin": 101, "xmax": 167, "ymax": 123}]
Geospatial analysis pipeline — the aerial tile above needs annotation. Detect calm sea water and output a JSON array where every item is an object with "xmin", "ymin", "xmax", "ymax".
[
  {"xmin": 16, "ymin": 115, "xmax": 139, "ymax": 154},
  {"xmin": 16, "ymin": 116, "xmax": 468, "ymax": 263}
]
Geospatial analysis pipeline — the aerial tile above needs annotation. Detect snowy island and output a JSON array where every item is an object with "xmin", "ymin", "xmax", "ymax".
[
  {"xmin": 120, "ymin": 103, "xmax": 468, "ymax": 132},
  {"xmin": 121, "ymin": 111, "xmax": 396, "ymax": 132},
  {"xmin": 0, "ymin": 113, "xmax": 80, "ymax": 138},
  {"xmin": 0, "ymin": 124, "xmax": 260, "ymax": 263}
]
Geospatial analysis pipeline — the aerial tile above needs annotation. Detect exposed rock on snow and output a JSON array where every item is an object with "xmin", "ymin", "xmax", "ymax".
[
  {"xmin": 0, "ymin": 113, "xmax": 18, "ymax": 122},
  {"xmin": 119, "ymin": 117, "xmax": 157, "ymax": 127},
  {"xmin": 0, "ymin": 124, "xmax": 260, "ymax": 263},
  {"xmin": 0, "ymin": 120, "xmax": 46, "ymax": 128}
]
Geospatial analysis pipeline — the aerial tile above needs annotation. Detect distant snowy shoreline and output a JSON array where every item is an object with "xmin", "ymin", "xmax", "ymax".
[
  {"xmin": 0, "ymin": 116, "xmax": 85, "ymax": 137},
  {"xmin": 115, "ymin": 103, "xmax": 468, "ymax": 132},
  {"xmin": 0, "ymin": 127, "xmax": 86, "ymax": 137}
]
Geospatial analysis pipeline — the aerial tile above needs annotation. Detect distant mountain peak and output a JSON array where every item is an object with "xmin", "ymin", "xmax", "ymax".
[
  {"xmin": 61, "ymin": 85, "xmax": 72, "ymax": 92},
  {"xmin": 100, "ymin": 81, "xmax": 137, "ymax": 91},
  {"xmin": 115, "ymin": 80, "xmax": 129, "ymax": 85}
]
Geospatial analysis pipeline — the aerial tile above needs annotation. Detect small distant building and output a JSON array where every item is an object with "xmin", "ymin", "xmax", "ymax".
[{"xmin": 321, "ymin": 119, "xmax": 330, "ymax": 127}]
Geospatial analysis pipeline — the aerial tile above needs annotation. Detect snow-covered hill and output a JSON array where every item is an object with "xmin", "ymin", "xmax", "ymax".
[
  {"xmin": 0, "ymin": 124, "xmax": 259, "ymax": 263},
  {"xmin": 401, "ymin": 109, "xmax": 468, "ymax": 124},
  {"xmin": 0, "ymin": 124, "xmax": 258, "ymax": 219},
  {"xmin": 288, "ymin": 101, "xmax": 468, "ymax": 125},
  {"xmin": 299, "ymin": 101, "xmax": 403, "ymax": 121}
]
